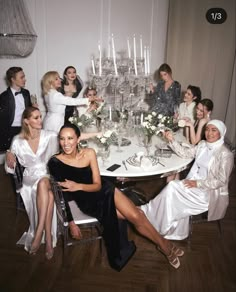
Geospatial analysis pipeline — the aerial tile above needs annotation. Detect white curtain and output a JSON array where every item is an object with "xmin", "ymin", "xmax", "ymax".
[{"xmin": 166, "ymin": 0, "xmax": 235, "ymax": 146}]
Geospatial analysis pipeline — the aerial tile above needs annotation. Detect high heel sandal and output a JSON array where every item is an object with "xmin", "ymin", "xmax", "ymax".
[
  {"xmin": 156, "ymin": 246, "xmax": 180, "ymax": 269},
  {"xmin": 29, "ymin": 244, "xmax": 40, "ymax": 255},
  {"xmin": 45, "ymin": 241, "xmax": 54, "ymax": 260},
  {"xmin": 170, "ymin": 243, "xmax": 184, "ymax": 257}
]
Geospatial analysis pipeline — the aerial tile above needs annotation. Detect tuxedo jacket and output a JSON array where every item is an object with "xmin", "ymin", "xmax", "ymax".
[{"xmin": 0, "ymin": 87, "xmax": 31, "ymax": 151}]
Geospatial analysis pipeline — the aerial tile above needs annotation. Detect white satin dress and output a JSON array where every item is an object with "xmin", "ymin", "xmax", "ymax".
[
  {"xmin": 141, "ymin": 146, "xmax": 212, "ymax": 240},
  {"xmin": 10, "ymin": 130, "xmax": 58, "ymax": 251},
  {"xmin": 43, "ymin": 89, "xmax": 89, "ymax": 133}
]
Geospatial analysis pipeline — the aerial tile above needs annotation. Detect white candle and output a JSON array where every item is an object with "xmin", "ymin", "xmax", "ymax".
[
  {"xmin": 111, "ymin": 34, "xmax": 118, "ymax": 75},
  {"xmin": 91, "ymin": 59, "xmax": 95, "ymax": 75},
  {"xmin": 140, "ymin": 113, "xmax": 144, "ymax": 124},
  {"xmin": 140, "ymin": 35, "xmax": 143, "ymax": 59},
  {"xmin": 144, "ymin": 46, "xmax": 147, "ymax": 75},
  {"xmin": 108, "ymin": 37, "xmax": 110, "ymax": 59},
  {"xmin": 109, "ymin": 106, "xmax": 112, "ymax": 121},
  {"xmin": 134, "ymin": 58, "xmax": 138, "ymax": 76},
  {"xmin": 127, "ymin": 38, "xmax": 131, "ymax": 58},
  {"xmin": 147, "ymin": 46, "xmax": 150, "ymax": 74},
  {"xmin": 98, "ymin": 43, "xmax": 102, "ymax": 76},
  {"xmin": 133, "ymin": 34, "xmax": 136, "ymax": 60}
]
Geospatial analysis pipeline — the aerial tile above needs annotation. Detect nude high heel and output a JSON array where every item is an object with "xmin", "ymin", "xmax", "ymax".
[{"xmin": 156, "ymin": 245, "xmax": 181, "ymax": 269}]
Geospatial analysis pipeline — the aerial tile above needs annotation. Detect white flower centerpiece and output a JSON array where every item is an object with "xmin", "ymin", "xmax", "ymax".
[
  {"xmin": 96, "ymin": 130, "xmax": 116, "ymax": 165},
  {"xmin": 68, "ymin": 114, "xmax": 94, "ymax": 131}
]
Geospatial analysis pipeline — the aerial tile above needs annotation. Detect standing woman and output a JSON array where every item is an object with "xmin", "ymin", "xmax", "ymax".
[
  {"xmin": 151, "ymin": 63, "xmax": 181, "ymax": 116},
  {"xmin": 48, "ymin": 124, "xmax": 185, "ymax": 270},
  {"xmin": 5, "ymin": 107, "xmax": 58, "ymax": 258},
  {"xmin": 42, "ymin": 71, "xmax": 94, "ymax": 133},
  {"xmin": 60, "ymin": 66, "xmax": 84, "ymax": 123}
]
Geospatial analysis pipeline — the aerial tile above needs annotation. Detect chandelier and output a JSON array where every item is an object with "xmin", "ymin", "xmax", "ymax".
[{"xmin": 0, "ymin": 0, "xmax": 37, "ymax": 58}]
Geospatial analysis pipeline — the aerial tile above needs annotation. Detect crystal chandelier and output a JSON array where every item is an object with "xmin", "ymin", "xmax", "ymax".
[{"xmin": 0, "ymin": 0, "xmax": 37, "ymax": 58}]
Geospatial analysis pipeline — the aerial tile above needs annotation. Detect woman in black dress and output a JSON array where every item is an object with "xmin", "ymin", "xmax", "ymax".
[
  {"xmin": 48, "ymin": 124, "xmax": 184, "ymax": 270},
  {"xmin": 60, "ymin": 66, "xmax": 83, "ymax": 123}
]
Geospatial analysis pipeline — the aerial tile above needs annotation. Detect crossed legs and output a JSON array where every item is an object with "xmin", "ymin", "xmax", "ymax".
[{"xmin": 30, "ymin": 177, "xmax": 54, "ymax": 258}]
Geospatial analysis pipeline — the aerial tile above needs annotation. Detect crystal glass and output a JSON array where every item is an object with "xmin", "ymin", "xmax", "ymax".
[{"xmin": 99, "ymin": 146, "xmax": 110, "ymax": 166}]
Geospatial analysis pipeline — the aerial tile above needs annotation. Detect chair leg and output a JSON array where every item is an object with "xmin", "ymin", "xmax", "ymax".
[{"xmin": 187, "ymin": 216, "xmax": 193, "ymax": 246}]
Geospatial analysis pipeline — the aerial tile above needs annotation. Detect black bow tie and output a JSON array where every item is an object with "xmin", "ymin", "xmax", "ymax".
[{"xmin": 15, "ymin": 91, "xmax": 22, "ymax": 96}]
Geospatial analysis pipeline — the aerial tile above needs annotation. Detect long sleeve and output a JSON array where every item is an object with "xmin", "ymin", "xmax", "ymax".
[
  {"xmin": 50, "ymin": 90, "xmax": 89, "ymax": 106},
  {"xmin": 196, "ymin": 147, "xmax": 234, "ymax": 190}
]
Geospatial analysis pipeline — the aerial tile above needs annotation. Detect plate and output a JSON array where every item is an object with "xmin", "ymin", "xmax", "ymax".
[{"xmin": 126, "ymin": 155, "xmax": 159, "ymax": 167}]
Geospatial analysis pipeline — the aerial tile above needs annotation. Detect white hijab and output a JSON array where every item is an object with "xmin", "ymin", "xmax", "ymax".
[{"xmin": 206, "ymin": 119, "xmax": 226, "ymax": 150}]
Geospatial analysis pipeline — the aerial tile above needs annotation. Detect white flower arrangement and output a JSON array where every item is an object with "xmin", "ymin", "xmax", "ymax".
[
  {"xmin": 69, "ymin": 114, "xmax": 94, "ymax": 130},
  {"xmin": 96, "ymin": 130, "xmax": 116, "ymax": 148}
]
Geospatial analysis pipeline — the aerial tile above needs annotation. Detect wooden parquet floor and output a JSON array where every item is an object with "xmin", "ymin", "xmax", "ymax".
[{"xmin": 0, "ymin": 164, "xmax": 235, "ymax": 292}]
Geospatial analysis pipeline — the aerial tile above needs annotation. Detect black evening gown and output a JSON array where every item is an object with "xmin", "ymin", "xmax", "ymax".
[{"xmin": 48, "ymin": 156, "xmax": 136, "ymax": 271}]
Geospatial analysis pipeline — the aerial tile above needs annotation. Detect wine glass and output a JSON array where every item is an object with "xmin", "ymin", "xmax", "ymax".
[
  {"xmin": 30, "ymin": 94, "xmax": 38, "ymax": 104},
  {"xmin": 114, "ymin": 122, "xmax": 124, "ymax": 152},
  {"xmin": 99, "ymin": 147, "xmax": 110, "ymax": 166}
]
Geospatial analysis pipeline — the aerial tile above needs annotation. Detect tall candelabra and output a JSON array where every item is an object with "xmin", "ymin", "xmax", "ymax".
[{"xmin": 89, "ymin": 56, "xmax": 153, "ymax": 111}]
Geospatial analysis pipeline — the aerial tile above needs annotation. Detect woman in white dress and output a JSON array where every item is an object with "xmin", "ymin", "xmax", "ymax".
[
  {"xmin": 5, "ymin": 107, "xmax": 58, "ymax": 259},
  {"xmin": 141, "ymin": 120, "xmax": 234, "ymax": 240},
  {"xmin": 42, "ymin": 71, "xmax": 99, "ymax": 133}
]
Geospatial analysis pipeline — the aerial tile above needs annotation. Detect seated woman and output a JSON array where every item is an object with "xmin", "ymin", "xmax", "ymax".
[
  {"xmin": 48, "ymin": 124, "xmax": 184, "ymax": 270},
  {"xmin": 184, "ymin": 98, "xmax": 214, "ymax": 145},
  {"xmin": 5, "ymin": 106, "xmax": 58, "ymax": 259},
  {"xmin": 178, "ymin": 85, "xmax": 202, "ymax": 124},
  {"xmin": 59, "ymin": 66, "xmax": 84, "ymax": 123},
  {"xmin": 141, "ymin": 120, "xmax": 234, "ymax": 240}
]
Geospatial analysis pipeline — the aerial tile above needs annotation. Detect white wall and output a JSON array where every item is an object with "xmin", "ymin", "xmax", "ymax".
[{"xmin": 0, "ymin": 0, "xmax": 169, "ymax": 111}]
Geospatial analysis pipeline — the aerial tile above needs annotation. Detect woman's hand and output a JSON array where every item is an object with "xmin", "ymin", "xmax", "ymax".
[
  {"xmin": 163, "ymin": 130, "xmax": 174, "ymax": 142},
  {"xmin": 6, "ymin": 151, "xmax": 16, "ymax": 169},
  {"xmin": 58, "ymin": 179, "xmax": 82, "ymax": 192},
  {"xmin": 183, "ymin": 179, "xmax": 197, "ymax": 188}
]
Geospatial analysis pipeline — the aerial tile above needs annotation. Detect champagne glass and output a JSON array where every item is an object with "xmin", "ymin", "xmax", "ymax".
[{"xmin": 30, "ymin": 94, "xmax": 38, "ymax": 104}]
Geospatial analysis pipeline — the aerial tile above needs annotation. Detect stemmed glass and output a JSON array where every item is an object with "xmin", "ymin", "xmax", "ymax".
[
  {"xmin": 99, "ymin": 147, "xmax": 110, "ymax": 166},
  {"xmin": 114, "ymin": 122, "xmax": 124, "ymax": 152}
]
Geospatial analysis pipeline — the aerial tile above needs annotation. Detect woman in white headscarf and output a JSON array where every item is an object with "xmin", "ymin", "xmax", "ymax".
[{"xmin": 141, "ymin": 120, "xmax": 234, "ymax": 240}]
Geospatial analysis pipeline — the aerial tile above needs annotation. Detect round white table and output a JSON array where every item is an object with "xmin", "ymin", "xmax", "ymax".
[{"xmin": 91, "ymin": 134, "xmax": 193, "ymax": 179}]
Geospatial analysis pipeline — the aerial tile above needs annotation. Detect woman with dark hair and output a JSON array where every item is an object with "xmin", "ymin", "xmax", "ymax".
[
  {"xmin": 48, "ymin": 123, "xmax": 185, "ymax": 270},
  {"xmin": 5, "ymin": 106, "xmax": 58, "ymax": 259},
  {"xmin": 141, "ymin": 120, "xmax": 234, "ymax": 240},
  {"xmin": 178, "ymin": 85, "xmax": 202, "ymax": 123},
  {"xmin": 60, "ymin": 66, "xmax": 84, "ymax": 123},
  {"xmin": 151, "ymin": 63, "xmax": 181, "ymax": 115},
  {"xmin": 185, "ymin": 98, "xmax": 214, "ymax": 144}
]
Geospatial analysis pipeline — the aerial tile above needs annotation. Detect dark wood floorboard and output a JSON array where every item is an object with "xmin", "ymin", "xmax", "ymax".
[{"xmin": 0, "ymin": 163, "xmax": 235, "ymax": 292}]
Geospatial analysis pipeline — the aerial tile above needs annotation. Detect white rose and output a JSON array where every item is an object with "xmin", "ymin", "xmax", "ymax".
[
  {"xmin": 100, "ymin": 137, "xmax": 106, "ymax": 143},
  {"xmin": 158, "ymin": 114, "xmax": 163, "ymax": 119},
  {"xmin": 147, "ymin": 114, "xmax": 152, "ymax": 120},
  {"xmin": 152, "ymin": 112, "xmax": 157, "ymax": 116},
  {"xmin": 68, "ymin": 117, "xmax": 73, "ymax": 122},
  {"xmin": 178, "ymin": 119, "xmax": 186, "ymax": 127},
  {"xmin": 142, "ymin": 122, "xmax": 148, "ymax": 127},
  {"xmin": 151, "ymin": 126, "xmax": 156, "ymax": 131},
  {"xmin": 104, "ymin": 130, "xmax": 113, "ymax": 137},
  {"xmin": 78, "ymin": 122, "xmax": 83, "ymax": 127}
]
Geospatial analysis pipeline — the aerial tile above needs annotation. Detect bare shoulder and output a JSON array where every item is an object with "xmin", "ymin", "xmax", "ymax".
[{"xmin": 82, "ymin": 147, "xmax": 97, "ymax": 157}]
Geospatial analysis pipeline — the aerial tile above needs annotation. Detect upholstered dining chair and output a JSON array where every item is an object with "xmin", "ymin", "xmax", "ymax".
[{"xmin": 50, "ymin": 178, "xmax": 103, "ymax": 261}]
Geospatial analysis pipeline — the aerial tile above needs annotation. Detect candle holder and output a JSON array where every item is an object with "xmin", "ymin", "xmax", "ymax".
[{"xmin": 89, "ymin": 55, "xmax": 152, "ymax": 111}]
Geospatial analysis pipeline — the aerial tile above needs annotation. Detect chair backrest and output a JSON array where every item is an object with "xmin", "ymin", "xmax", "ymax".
[{"xmin": 50, "ymin": 178, "xmax": 102, "ymax": 248}]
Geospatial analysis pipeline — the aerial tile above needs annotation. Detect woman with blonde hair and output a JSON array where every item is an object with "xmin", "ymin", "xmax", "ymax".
[
  {"xmin": 5, "ymin": 106, "xmax": 58, "ymax": 259},
  {"xmin": 42, "ymin": 71, "xmax": 99, "ymax": 133}
]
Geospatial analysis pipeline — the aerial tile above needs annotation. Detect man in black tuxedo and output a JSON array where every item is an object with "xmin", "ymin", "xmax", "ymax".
[{"xmin": 0, "ymin": 67, "xmax": 32, "ymax": 151}]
